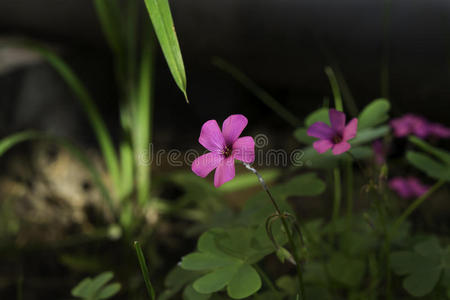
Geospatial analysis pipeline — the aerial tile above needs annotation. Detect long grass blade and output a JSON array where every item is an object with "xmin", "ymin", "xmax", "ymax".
[
  {"xmin": 134, "ymin": 29, "xmax": 156, "ymax": 206},
  {"xmin": 23, "ymin": 41, "xmax": 121, "ymax": 198},
  {"xmin": 134, "ymin": 241, "xmax": 156, "ymax": 300},
  {"xmin": 213, "ymin": 57, "xmax": 301, "ymax": 127},
  {"xmin": 143, "ymin": 0, "xmax": 188, "ymax": 102}
]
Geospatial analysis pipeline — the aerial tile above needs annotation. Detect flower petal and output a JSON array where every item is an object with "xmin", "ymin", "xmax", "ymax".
[
  {"xmin": 214, "ymin": 156, "xmax": 235, "ymax": 187},
  {"xmin": 329, "ymin": 109, "xmax": 346, "ymax": 133},
  {"xmin": 343, "ymin": 118, "xmax": 358, "ymax": 141},
  {"xmin": 389, "ymin": 177, "xmax": 412, "ymax": 199},
  {"xmin": 407, "ymin": 177, "xmax": 429, "ymax": 197},
  {"xmin": 307, "ymin": 122, "xmax": 334, "ymax": 139},
  {"xmin": 222, "ymin": 114, "xmax": 248, "ymax": 145},
  {"xmin": 332, "ymin": 141, "xmax": 351, "ymax": 155},
  {"xmin": 192, "ymin": 152, "xmax": 224, "ymax": 177},
  {"xmin": 232, "ymin": 136, "xmax": 255, "ymax": 163},
  {"xmin": 199, "ymin": 120, "xmax": 226, "ymax": 152},
  {"xmin": 313, "ymin": 140, "xmax": 333, "ymax": 153}
]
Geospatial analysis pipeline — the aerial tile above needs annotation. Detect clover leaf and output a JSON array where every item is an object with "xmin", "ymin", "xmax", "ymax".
[
  {"xmin": 71, "ymin": 271, "xmax": 121, "ymax": 300},
  {"xmin": 391, "ymin": 237, "xmax": 449, "ymax": 297}
]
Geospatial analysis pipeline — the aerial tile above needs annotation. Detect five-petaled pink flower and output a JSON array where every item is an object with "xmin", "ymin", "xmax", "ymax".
[
  {"xmin": 389, "ymin": 176, "xmax": 429, "ymax": 199},
  {"xmin": 307, "ymin": 109, "xmax": 358, "ymax": 155},
  {"xmin": 192, "ymin": 114, "xmax": 255, "ymax": 187}
]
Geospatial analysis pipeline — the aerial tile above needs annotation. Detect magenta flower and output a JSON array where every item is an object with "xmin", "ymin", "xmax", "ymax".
[
  {"xmin": 372, "ymin": 139, "xmax": 386, "ymax": 165},
  {"xmin": 307, "ymin": 109, "xmax": 358, "ymax": 155},
  {"xmin": 389, "ymin": 176, "xmax": 429, "ymax": 199},
  {"xmin": 192, "ymin": 114, "xmax": 255, "ymax": 187},
  {"xmin": 390, "ymin": 114, "xmax": 429, "ymax": 138},
  {"xmin": 390, "ymin": 113, "xmax": 450, "ymax": 139}
]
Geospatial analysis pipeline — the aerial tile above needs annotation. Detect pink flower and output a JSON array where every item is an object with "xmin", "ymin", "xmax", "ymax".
[
  {"xmin": 307, "ymin": 109, "xmax": 358, "ymax": 155},
  {"xmin": 372, "ymin": 139, "xmax": 386, "ymax": 165},
  {"xmin": 390, "ymin": 114, "xmax": 450, "ymax": 139},
  {"xmin": 390, "ymin": 114, "xmax": 428, "ymax": 138},
  {"xmin": 389, "ymin": 176, "xmax": 429, "ymax": 199},
  {"xmin": 192, "ymin": 114, "xmax": 255, "ymax": 187},
  {"xmin": 428, "ymin": 123, "xmax": 450, "ymax": 138}
]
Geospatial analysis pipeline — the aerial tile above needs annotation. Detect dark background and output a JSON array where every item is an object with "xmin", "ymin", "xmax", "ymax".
[{"xmin": 0, "ymin": 0, "xmax": 449, "ymax": 148}]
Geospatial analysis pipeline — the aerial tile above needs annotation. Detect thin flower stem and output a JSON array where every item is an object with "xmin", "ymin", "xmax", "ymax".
[
  {"xmin": 345, "ymin": 159, "xmax": 354, "ymax": 218},
  {"xmin": 393, "ymin": 179, "xmax": 445, "ymax": 233},
  {"xmin": 332, "ymin": 167, "xmax": 341, "ymax": 223},
  {"xmin": 243, "ymin": 163, "xmax": 306, "ymax": 300},
  {"xmin": 325, "ymin": 66, "xmax": 343, "ymax": 112},
  {"xmin": 254, "ymin": 264, "xmax": 278, "ymax": 293}
]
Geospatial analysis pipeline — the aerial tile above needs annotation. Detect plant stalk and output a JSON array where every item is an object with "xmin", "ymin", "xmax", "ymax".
[{"xmin": 244, "ymin": 163, "xmax": 306, "ymax": 300}]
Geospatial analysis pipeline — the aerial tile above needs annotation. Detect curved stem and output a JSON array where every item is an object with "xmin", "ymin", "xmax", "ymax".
[
  {"xmin": 243, "ymin": 163, "xmax": 306, "ymax": 300},
  {"xmin": 393, "ymin": 180, "xmax": 445, "ymax": 233}
]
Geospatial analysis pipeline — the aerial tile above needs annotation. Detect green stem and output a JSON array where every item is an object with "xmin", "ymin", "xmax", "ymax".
[
  {"xmin": 345, "ymin": 159, "xmax": 353, "ymax": 218},
  {"xmin": 325, "ymin": 66, "xmax": 343, "ymax": 112},
  {"xmin": 332, "ymin": 168, "xmax": 342, "ymax": 223},
  {"xmin": 134, "ymin": 241, "xmax": 156, "ymax": 300},
  {"xmin": 244, "ymin": 163, "xmax": 306, "ymax": 300},
  {"xmin": 393, "ymin": 180, "xmax": 445, "ymax": 233},
  {"xmin": 254, "ymin": 264, "xmax": 277, "ymax": 293}
]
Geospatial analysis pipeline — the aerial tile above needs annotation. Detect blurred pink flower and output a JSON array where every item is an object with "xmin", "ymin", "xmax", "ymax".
[
  {"xmin": 192, "ymin": 114, "xmax": 255, "ymax": 187},
  {"xmin": 372, "ymin": 139, "xmax": 386, "ymax": 165},
  {"xmin": 389, "ymin": 176, "xmax": 429, "ymax": 199},
  {"xmin": 390, "ymin": 114, "xmax": 450, "ymax": 139},
  {"xmin": 307, "ymin": 109, "xmax": 358, "ymax": 155}
]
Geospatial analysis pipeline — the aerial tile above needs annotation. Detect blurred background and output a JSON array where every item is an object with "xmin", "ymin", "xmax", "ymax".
[{"xmin": 0, "ymin": 0, "xmax": 449, "ymax": 299}]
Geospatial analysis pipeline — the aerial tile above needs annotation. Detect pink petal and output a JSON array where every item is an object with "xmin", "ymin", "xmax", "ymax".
[
  {"xmin": 343, "ymin": 118, "xmax": 358, "ymax": 141},
  {"xmin": 222, "ymin": 114, "xmax": 248, "ymax": 145},
  {"xmin": 313, "ymin": 140, "xmax": 333, "ymax": 153},
  {"xmin": 331, "ymin": 141, "xmax": 351, "ymax": 155},
  {"xmin": 307, "ymin": 122, "xmax": 334, "ymax": 139},
  {"xmin": 192, "ymin": 152, "xmax": 225, "ymax": 177},
  {"xmin": 389, "ymin": 177, "xmax": 412, "ymax": 198},
  {"xmin": 429, "ymin": 123, "xmax": 450, "ymax": 138},
  {"xmin": 199, "ymin": 120, "xmax": 226, "ymax": 152},
  {"xmin": 214, "ymin": 156, "xmax": 235, "ymax": 187},
  {"xmin": 407, "ymin": 177, "xmax": 429, "ymax": 197},
  {"xmin": 232, "ymin": 136, "xmax": 255, "ymax": 163},
  {"xmin": 390, "ymin": 118, "xmax": 410, "ymax": 137},
  {"xmin": 329, "ymin": 109, "xmax": 346, "ymax": 133}
]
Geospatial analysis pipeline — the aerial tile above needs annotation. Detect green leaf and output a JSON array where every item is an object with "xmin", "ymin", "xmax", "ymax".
[
  {"xmin": 407, "ymin": 151, "xmax": 450, "ymax": 181},
  {"xmin": 97, "ymin": 283, "xmax": 121, "ymax": 299},
  {"xmin": 183, "ymin": 284, "xmax": 211, "ymax": 300},
  {"xmin": 85, "ymin": 272, "xmax": 114, "ymax": 297},
  {"xmin": 358, "ymin": 99, "xmax": 390, "ymax": 129},
  {"xmin": 293, "ymin": 128, "xmax": 316, "ymax": 144},
  {"xmin": 276, "ymin": 275, "xmax": 297, "ymax": 295},
  {"xmin": 226, "ymin": 264, "xmax": 261, "ymax": 299},
  {"xmin": 218, "ymin": 169, "xmax": 281, "ymax": 192},
  {"xmin": 408, "ymin": 136, "xmax": 450, "ymax": 165},
  {"xmin": 351, "ymin": 126, "xmax": 390, "ymax": 146},
  {"xmin": 181, "ymin": 253, "xmax": 238, "ymax": 271},
  {"xmin": 159, "ymin": 267, "xmax": 204, "ymax": 300},
  {"xmin": 72, "ymin": 278, "xmax": 93, "ymax": 298},
  {"xmin": 327, "ymin": 253, "xmax": 365, "ymax": 287},
  {"xmin": 390, "ymin": 238, "xmax": 445, "ymax": 297},
  {"xmin": 193, "ymin": 263, "xmax": 240, "ymax": 294},
  {"xmin": 143, "ymin": 0, "xmax": 188, "ymax": 101},
  {"xmin": 305, "ymin": 108, "xmax": 330, "ymax": 127}
]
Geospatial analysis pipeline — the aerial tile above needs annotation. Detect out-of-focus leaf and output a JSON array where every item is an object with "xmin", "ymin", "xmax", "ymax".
[
  {"xmin": 358, "ymin": 99, "xmax": 390, "ymax": 129},
  {"xmin": 183, "ymin": 284, "xmax": 211, "ymax": 300},
  {"xmin": 98, "ymin": 283, "xmax": 121, "ymax": 299},
  {"xmin": 391, "ymin": 238, "xmax": 444, "ymax": 297},
  {"xmin": 218, "ymin": 169, "xmax": 280, "ymax": 192},
  {"xmin": 305, "ymin": 108, "xmax": 329, "ymax": 127},
  {"xmin": 327, "ymin": 253, "xmax": 365, "ymax": 287},
  {"xmin": 407, "ymin": 151, "xmax": 450, "ymax": 181},
  {"xmin": 409, "ymin": 136, "xmax": 450, "ymax": 165},
  {"xmin": 71, "ymin": 271, "xmax": 121, "ymax": 300},
  {"xmin": 143, "ymin": 0, "xmax": 188, "ymax": 101},
  {"xmin": 227, "ymin": 264, "xmax": 261, "ymax": 299},
  {"xmin": 351, "ymin": 126, "xmax": 390, "ymax": 146},
  {"xmin": 293, "ymin": 128, "xmax": 316, "ymax": 145}
]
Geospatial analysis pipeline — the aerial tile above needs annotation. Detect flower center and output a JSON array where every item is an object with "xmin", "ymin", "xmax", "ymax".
[
  {"xmin": 223, "ymin": 146, "xmax": 232, "ymax": 157},
  {"xmin": 333, "ymin": 134, "xmax": 342, "ymax": 144}
]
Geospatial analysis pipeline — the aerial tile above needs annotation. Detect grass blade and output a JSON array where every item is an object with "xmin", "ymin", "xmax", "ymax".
[
  {"xmin": 143, "ymin": 0, "xmax": 188, "ymax": 102},
  {"xmin": 213, "ymin": 57, "xmax": 301, "ymax": 127},
  {"xmin": 134, "ymin": 29, "xmax": 156, "ymax": 206},
  {"xmin": 93, "ymin": 0, "xmax": 123, "ymax": 58},
  {"xmin": 134, "ymin": 241, "xmax": 156, "ymax": 300},
  {"xmin": 23, "ymin": 41, "xmax": 121, "ymax": 198}
]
